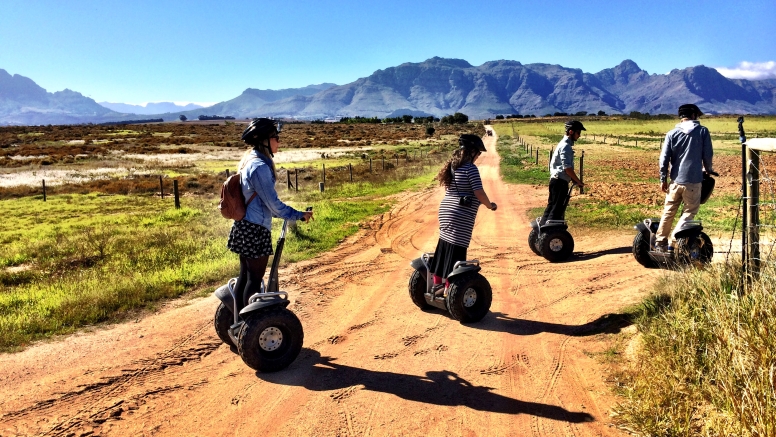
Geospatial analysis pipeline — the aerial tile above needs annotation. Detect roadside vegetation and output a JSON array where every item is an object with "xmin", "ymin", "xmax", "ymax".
[
  {"xmin": 0, "ymin": 122, "xmax": 484, "ymax": 350},
  {"xmin": 615, "ymin": 263, "xmax": 776, "ymax": 436}
]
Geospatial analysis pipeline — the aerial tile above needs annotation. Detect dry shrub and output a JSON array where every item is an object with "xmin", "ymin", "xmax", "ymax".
[{"xmin": 616, "ymin": 262, "xmax": 776, "ymax": 436}]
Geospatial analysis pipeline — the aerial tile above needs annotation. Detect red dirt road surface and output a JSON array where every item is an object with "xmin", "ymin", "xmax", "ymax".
[{"xmin": 0, "ymin": 130, "xmax": 659, "ymax": 436}]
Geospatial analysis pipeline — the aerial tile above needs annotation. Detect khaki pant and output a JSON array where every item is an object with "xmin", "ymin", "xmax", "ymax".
[{"xmin": 656, "ymin": 182, "xmax": 702, "ymax": 246}]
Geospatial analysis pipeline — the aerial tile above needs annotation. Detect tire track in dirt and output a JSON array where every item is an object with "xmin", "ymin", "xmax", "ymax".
[{"xmin": 0, "ymin": 128, "xmax": 656, "ymax": 437}]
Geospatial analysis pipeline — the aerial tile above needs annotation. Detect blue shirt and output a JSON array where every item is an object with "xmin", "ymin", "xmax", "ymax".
[
  {"xmin": 549, "ymin": 136, "xmax": 575, "ymax": 181},
  {"xmin": 659, "ymin": 120, "xmax": 713, "ymax": 184},
  {"xmin": 240, "ymin": 150, "xmax": 305, "ymax": 230}
]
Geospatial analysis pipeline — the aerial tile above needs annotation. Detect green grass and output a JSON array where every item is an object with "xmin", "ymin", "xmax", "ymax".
[
  {"xmin": 496, "ymin": 134, "xmax": 550, "ymax": 185},
  {"xmin": 0, "ymin": 164, "xmax": 440, "ymax": 351}
]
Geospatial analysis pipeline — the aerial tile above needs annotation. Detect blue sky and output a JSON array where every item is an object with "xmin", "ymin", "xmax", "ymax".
[{"xmin": 1, "ymin": 0, "xmax": 774, "ymax": 106}]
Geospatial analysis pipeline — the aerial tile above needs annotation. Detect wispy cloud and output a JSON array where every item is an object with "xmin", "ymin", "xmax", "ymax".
[{"xmin": 715, "ymin": 61, "xmax": 776, "ymax": 80}]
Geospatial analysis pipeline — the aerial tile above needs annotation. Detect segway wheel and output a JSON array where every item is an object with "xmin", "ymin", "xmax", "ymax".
[
  {"xmin": 214, "ymin": 302, "xmax": 237, "ymax": 351},
  {"xmin": 675, "ymin": 233, "xmax": 713, "ymax": 267},
  {"xmin": 446, "ymin": 273, "xmax": 492, "ymax": 323},
  {"xmin": 408, "ymin": 270, "xmax": 431, "ymax": 310},
  {"xmin": 238, "ymin": 307, "xmax": 304, "ymax": 372},
  {"xmin": 538, "ymin": 230, "xmax": 574, "ymax": 262},
  {"xmin": 632, "ymin": 232, "xmax": 657, "ymax": 268},
  {"xmin": 528, "ymin": 228, "xmax": 541, "ymax": 256}
]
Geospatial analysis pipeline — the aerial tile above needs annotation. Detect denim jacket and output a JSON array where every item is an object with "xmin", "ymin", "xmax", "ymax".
[{"xmin": 240, "ymin": 150, "xmax": 305, "ymax": 230}]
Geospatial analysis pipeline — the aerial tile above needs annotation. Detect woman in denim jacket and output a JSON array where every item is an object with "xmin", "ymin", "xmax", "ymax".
[{"xmin": 227, "ymin": 118, "xmax": 313, "ymax": 313}]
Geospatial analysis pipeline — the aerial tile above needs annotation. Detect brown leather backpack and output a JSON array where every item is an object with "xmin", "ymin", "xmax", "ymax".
[{"xmin": 218, "ymin": 173, "xmax": 257, "ymax": 221}]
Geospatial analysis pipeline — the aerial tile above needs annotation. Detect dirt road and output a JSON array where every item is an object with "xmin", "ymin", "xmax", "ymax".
[{"xmin": 0, "ymin": 130, "xmax": 660, "ymax": 436}]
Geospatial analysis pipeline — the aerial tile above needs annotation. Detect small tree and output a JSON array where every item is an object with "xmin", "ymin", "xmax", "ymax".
[
  {"xmin": 179, "ymin": 115, "xmax": 187, "ymax": 121},
  {"xmin": 425, "ymin": 126, "xmax": 435, "ymax": 136},
  {"xmin": 597, "ymin": 110, "xmax": 607, "ymax": 116},
  {"xmin": 452, "ymin": 112, "xmax": 469, "ymax": 124},
  {"xmin": 402, "ymin": 114, "xmax": 413, "ymax": 124},
  {"xmin": 495, "ymin": 115, "xmax": 504, "ymax": 120}
]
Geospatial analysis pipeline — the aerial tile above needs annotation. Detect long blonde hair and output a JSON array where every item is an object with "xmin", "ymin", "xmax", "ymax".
[{"xmin": 238, "ymin": 140, "xmax": 276, "ymax": 180}]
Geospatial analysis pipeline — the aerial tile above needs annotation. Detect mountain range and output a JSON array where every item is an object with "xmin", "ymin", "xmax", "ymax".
[
  {"xmin": 1, "ymin": 58, "xmax": 775, "ymax": 125},
  {"xmin": 98, "ymin": 101, "xmax": 205, "ymax": 115}
]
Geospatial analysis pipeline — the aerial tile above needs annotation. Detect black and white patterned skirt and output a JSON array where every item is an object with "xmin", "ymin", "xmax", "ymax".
[{"xmin": 227, "ymin": 220, "xmax": 274, "ymax": 258}]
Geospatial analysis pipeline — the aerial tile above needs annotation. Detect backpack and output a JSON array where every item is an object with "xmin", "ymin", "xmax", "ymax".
[{"xmin": 219, "ymin": 173, "xmax": 257, "ymax": 221}]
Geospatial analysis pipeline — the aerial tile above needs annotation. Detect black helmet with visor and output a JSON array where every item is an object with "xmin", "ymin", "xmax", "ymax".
[{"xmin": 241, "ymin": 118, "xmax": 282, "ymax": 146}]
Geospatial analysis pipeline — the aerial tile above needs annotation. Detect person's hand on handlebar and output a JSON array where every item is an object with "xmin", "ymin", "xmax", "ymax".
[
  {"xmin": 301, "ymin": 207, "xmax": 314, "ymax": 222},
  {"xmin": 489, "ymin": 202, "xmax": 497, "ymax": 211}
]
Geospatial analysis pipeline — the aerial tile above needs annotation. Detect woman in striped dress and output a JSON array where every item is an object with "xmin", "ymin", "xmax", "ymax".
[{"xmin": 430, "ymin": 134, "xmax": 497, "ymax": 295}]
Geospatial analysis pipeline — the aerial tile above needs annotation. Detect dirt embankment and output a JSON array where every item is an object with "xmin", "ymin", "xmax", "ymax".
[{"xmin": 0, "ymin": 130, "xmax": 658, "ymax": 437}]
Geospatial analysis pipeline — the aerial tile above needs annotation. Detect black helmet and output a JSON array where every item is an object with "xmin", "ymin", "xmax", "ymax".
[
  {"xmin": 678, "ymin": 104, "xmax": 703, "ymax": 118},
  {"xmin": 241, "ymin": 118, "xmax": 280, "ymax": 145},
  {"xmin": 459, "ymin": 134, "xmax": 486, "ymax": 152},
  {"xmin": 564, "ymin": 120, "xmax": 586, "ymax": 133}
]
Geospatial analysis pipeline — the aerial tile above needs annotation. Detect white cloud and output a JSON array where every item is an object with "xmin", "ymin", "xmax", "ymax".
[{"xmin": 715, "ymin": 61, "xmax": 776, "ymax": 80}]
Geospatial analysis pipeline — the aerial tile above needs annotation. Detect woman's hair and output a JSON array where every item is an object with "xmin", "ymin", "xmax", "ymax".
[
  {"xmin": 436, "ymin": 147, "xmax": 479, "ymax": 187},
  {"xmin": 238, "ymin": 139, "xmax": 277, "ymax": 179}
]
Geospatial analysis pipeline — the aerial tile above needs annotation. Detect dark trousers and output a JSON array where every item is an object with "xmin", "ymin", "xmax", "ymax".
[
  {"xmin": 541, "ymin": 178, "xmax": 570, "ymax": 224},
  {"xmin": 234, "ymin": 255, "xmax": 269, "ymax": 314}
]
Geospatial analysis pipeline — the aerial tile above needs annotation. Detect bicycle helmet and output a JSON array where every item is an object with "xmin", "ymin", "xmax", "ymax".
[
  {"xmin": 678, "ymin": 104, "xmax": 703, "ymax": 118},
  {"xmin": 459, "ymin": 134, "xmax": 486, "ymax": 152},
  {"xmin": 564, "ymin": 120, "xmax": 586, "ymax": 133},
  {"xmin": 241, "ymin": 118, "xmax": 279, "ymax": 145}
]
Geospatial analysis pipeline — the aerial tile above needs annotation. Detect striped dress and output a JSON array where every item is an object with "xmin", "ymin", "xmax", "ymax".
[{"xmin": 438, "ymin": 162, "xmax": 484, "ymax": 248}]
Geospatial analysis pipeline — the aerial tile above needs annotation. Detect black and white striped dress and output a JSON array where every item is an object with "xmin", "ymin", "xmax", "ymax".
[{"xmin": 438, "ymin": 162, "xmax": 483, "ymax": 248}]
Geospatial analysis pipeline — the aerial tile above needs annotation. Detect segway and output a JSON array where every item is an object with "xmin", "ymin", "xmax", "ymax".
[
  {"xmin": 632, "ymin": 172, "xmax": 718, "ymax": 268},
  {"xmin": 213, "ymin": 208, "xmax": 311, "ymax": 372},
  {"xmin": 408, "ymin": 254, "xmax": 492, "ymax": 323},
  {"xmin": 528, "ymin": 183, "xmax": 576, "ymax": 262}
]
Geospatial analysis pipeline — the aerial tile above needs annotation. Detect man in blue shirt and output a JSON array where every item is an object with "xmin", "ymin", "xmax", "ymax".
[
  {"xmin": 654, "ymin": 104, "xmax": 714, "ymax": 251},
  {"xmin": 540, "ymin": 120, "xmax": 586, "ymax": 225}
]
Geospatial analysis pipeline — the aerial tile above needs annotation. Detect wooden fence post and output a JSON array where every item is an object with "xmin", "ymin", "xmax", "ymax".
[
  {"xmin": 579, "ymin": 151, "xmax": 585, "ymax": 194},
  {"xmin": 295, "ymin": 168, "xmax": 298, "ymax": 191},
  {"xmin": 746, "ymin": 147, "xmax": 761, "ymax": 277},
  {"xmin": 226, "ymin": 169, "xmax": 230, "ymax": 178},
  {"xmin": 159, "ymin": 175, "xmax": 164, "ymax": 199},
  {"xmin": 319, "ymin": 182, "xmax": 325, "ymax": 192},
  {"xmin": 382, "ymin": 156, "xmax": 385, "ymax": 170},
  {"xmin": 173, "ymin": 180, "xmax": 180, "ymax": 209},
  {"xmin": 535, "ymin": 148, "xmax": 539, "ymax": 165},
  {"xmin": 349, "ymin": 163, "xmax": 353, "ymax": 182},
  {"xmin": 287, "ymin": 170, "xmax": 292, "ymax": 189},
  {"xmin": 42, "ymin": 179, "xmax": 46, "ymax": 202}
]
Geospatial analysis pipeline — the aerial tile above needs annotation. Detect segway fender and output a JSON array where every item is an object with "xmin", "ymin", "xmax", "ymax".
[
  {"xmin": 214, "ymin": 282, "xmax": 235, "ymax": 310},
  {"xmin": 634, "ymin": 222, "xmax": 650, "ymax": 236},
  {"xmin": 447, "ymin": 264, "xmax": 481, "ymax": 280},
  {"xmin": 674, "ymin": 226, "xmax": 703, "ymax": 239},
  {"xmin": 240, "ymin": 296, "xmax": 290, "ymax": 316},
  {"xmin": 530, "ymin": 219, "xmax": 540, "ymax": 231},
  {"xmin": 410, "ymin": 257, "xmax": 428, "ymax": 274}
]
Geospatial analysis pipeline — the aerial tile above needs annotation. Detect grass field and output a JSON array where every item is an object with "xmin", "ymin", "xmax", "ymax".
[
  {"xmin": 0, "ymin": 122, "xmax": 475, "ymax": 350},
  {"xmin": 492, "ymin": 116, "xmax": 774, "ymax": 237}
]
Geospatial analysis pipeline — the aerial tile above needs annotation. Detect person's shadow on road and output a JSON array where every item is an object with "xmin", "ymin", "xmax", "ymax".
[
  {"xmin": 258, "ymin": 349, "xmax": 594, "ymax": 424},
  {"xmin": 471, "ymin": 312, "xmax": 634, "ymax": 337}
]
